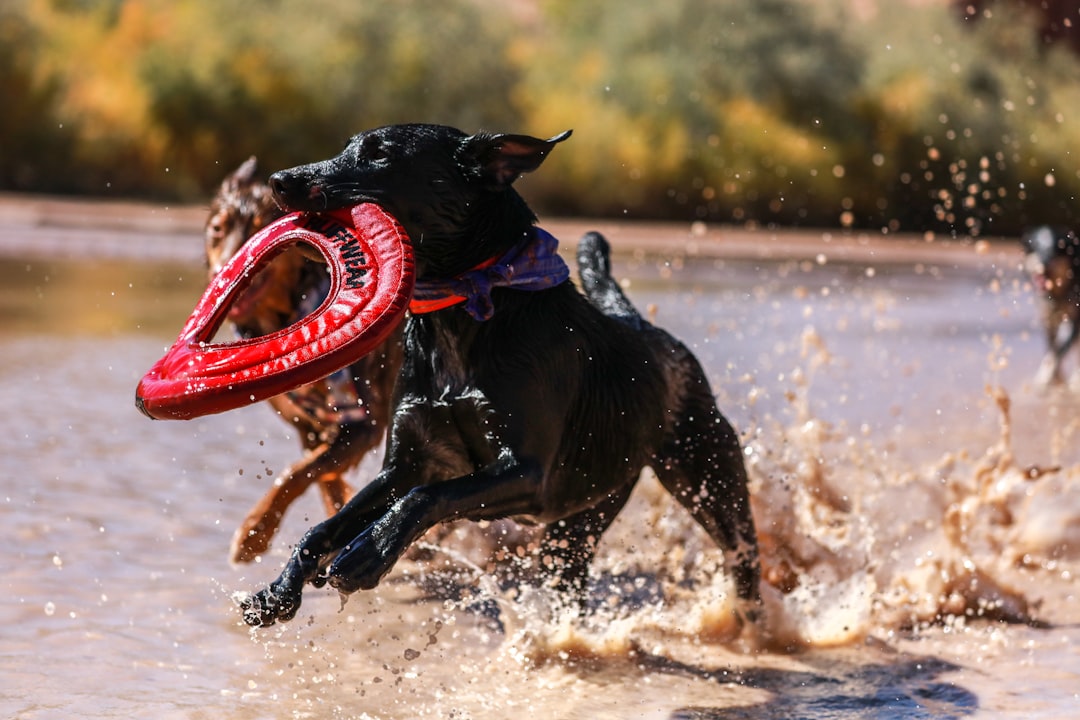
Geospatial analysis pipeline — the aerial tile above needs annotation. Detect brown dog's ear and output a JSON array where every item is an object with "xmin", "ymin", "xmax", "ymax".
[
  {"xmin": 226, "ymin": 156, "xmax": 259, "ymax": 189},
  {"xmin": 467, "ymin": 130, "xmax": 572, "ymax": 189}
]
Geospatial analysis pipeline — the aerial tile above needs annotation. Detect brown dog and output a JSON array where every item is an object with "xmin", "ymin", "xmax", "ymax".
[{"xmin": 204, "ymin": 157, "xmax": 402, "ymax": 563}]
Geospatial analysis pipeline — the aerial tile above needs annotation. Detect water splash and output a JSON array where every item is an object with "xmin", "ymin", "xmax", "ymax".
[
  {"xmin": 401, "ymin": 325, "xmax": 1076, "ymax": 660},
  {"xmin": 744, "ymin": 329, "xmax": 1059, "ymax": 646},
  {"xmin": 210, "ymin": 324, "xmax": 1076, "ymax": 679}
]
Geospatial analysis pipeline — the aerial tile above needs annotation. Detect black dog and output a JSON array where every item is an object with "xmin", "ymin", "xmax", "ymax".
[
  {"xmin": 240, "ymin": 124, "xmax": 761, "ymax": 628},
  {"xmin": 1021, "ymin": 225, "xmax": 1080, "ymax": 387}
]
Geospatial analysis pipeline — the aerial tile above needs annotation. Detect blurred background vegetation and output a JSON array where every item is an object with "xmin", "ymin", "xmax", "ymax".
[{"xmin": 1, "ymin": 0, "xmax": 1078, "ymax": 235}]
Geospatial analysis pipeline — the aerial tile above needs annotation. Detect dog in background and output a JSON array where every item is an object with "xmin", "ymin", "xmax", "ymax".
[
  {"xmin": 239, "ymin": 124, "xmax": 762, "ymax": 630},
  {"xmin": 1021, "ymin": 225, "xmax": 1080, "ymax": 388},
  {"xmin": 205, "ymin": 157, "xmax": 402, "ymax": 563}
]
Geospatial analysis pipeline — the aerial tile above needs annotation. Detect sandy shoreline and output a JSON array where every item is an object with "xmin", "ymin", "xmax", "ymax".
[{"xmin": 0, "ymin": 191, "xmax": 1023, "ymax": 270}]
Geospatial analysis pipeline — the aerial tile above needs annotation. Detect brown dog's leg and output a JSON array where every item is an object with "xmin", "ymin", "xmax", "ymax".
[
  {"xmin": 231, "ymin": 448, "xmax": 330, "ymax": 564},
  {"xmin": 230, "ymin": 428, "xmax": 370, "ymax": 563},
  {"xmin": 316, "ymin": 475, "xmax": 353, "ymax": 516},
  {"xmin": 232, "ymin": 471, "xmax": 350, "ymax": 564},
  {"xmin": 310, "ymin": 338, "xmax": 400, "ymax": 520}
]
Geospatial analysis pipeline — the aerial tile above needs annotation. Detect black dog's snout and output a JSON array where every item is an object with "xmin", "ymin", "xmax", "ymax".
[{"xmin": 269, "ymin": 170, "xmax": 326, "ymax": 211}]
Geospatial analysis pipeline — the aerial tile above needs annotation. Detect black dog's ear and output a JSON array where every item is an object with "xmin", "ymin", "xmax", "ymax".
[{"xmin": 465, "ymin": 130, "xmax": 572, "ymax": 189}]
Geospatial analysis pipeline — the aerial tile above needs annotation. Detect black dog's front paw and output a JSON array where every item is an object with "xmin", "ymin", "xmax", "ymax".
[
  {"xmin": 238, "ymin": 573, "xmax": 305, "ymax": 627},
  {"xmin": 238, "ymin": 524, "xmax": 341, "ymax": 627},
  {"xmin": 325, "ymin": 527, "xmax": 399, "ymax": 594}
]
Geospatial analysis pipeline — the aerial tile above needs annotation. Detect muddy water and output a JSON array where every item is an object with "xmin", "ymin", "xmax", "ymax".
[{"xmin": 2, "ymin": 206, "xmax": 1079, "ymax": 719}]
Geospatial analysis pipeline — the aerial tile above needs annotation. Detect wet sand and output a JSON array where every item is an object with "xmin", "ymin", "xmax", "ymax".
[{"xmin": 2, "ymin": 195, "xmax": 1078, "ymax": 719}]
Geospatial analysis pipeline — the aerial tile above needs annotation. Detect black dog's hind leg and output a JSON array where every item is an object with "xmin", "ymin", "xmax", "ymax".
[
  {"xmin": 579, "ymin": 229, "xmax": 761, "ymax": 617},
  {"xmin": 539, "ymin": 484, "xmax": 634, "ymax": 605},
  {"xmin": 652, "ymin": 377, "xmax": 761, "ymax": 621}
]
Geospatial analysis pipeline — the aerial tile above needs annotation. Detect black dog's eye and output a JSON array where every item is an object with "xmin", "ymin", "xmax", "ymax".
[{"xmin": 359, "ymin": 136, "xmax": 390, "ymax": 164}]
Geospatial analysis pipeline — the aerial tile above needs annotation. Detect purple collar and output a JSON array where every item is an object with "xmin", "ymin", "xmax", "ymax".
[{"xmin": 409, "ymin": 228, "xmax": 569, "ymax": 321}]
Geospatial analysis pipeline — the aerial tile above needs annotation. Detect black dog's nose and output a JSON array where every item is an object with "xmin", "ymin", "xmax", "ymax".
[
  {"xmin": 269, "ymin": 171, "xmax": 322, "ymax": 210},
  {"xmin": 268, "ymin": 171, "xmax": 308, "ymax": 210},
  {"xmin": 268, "ymin": 172, "xmax": 290, "ymax": 199}
]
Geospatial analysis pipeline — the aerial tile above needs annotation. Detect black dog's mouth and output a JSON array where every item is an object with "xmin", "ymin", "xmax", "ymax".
[
  {"xmin": 280, "ymin": 189, "xmax": 386, "ymax": 217},
  {"xmin": 269, "ymin": 173, "xmax": 384, "ymax": 215},
  {"xmin": 270, "ymin": 183, "xmax": 333, "ymax": 212}
]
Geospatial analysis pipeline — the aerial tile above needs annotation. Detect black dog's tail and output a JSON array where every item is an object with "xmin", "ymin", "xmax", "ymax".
[{"xmin": 576, "ymin": 231, "xmax": 644, "ymax": 330}]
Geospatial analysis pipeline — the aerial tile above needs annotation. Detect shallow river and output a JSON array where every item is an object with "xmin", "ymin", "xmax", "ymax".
[{"xmin": 2, "ymin": 200, "xmax": 1079, "ymax": 719}]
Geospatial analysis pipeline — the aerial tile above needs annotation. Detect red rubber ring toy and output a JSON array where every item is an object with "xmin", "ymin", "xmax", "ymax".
[{"xmin": 136, "ymin": 203, "xmax": 414, "ymax": 420}]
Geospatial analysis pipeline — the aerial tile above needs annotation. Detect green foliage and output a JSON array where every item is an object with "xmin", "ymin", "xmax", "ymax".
[
  {"xmin": 2, "ymin": 0, "xmax": 1078, "ymax": 234},
  {"xmin": 520, "ymin": 0, "xmax": 1080, "ymax": 233},
  {"xmin": 848, "ymin": 0, "xmax": 1080, "ymax": 234},
  {"xmin": 3, "ymin": 0, "xmax": 522, "ymax": 199},
  {"xmin": 136, "ymin": 0, "xmax": 522, "ymax": 195},
  {"xmin": 0, "ymin": 0, "xmax": 76, "ymax": 190}
]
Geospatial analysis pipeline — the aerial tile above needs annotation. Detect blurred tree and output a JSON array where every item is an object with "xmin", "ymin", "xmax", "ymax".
[
  {"xmin": 958, "ymin": 0, "xmax": 1080, "ymax": 55},
  {"xmin": 1, "ymin": 0, "xmax": 1078, "ymax": 233},
  {"xmin": 516, "ymin": 0, "xmax": 865, "ymax": 225},
  {"xmin": 7, "ymin": 0, "xmax": 522, "ymax": 199},
  {"xmin": 19, "ymin": 0, "xmax": 171, "ymax": 195},
  {"xmin": 138, "ymin": 0, "xmax": 523, "ymax": 197},
  {"xmin": 0, "ymin": 1, "xmax": 75, "ymax": 190},
  {"xmin": 858, "ymin": 0, "xmax": 1080, "ymax": 234}
]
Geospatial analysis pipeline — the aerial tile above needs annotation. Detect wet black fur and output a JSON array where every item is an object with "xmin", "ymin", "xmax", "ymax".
[{"xmin": 240, "ymin": 123, "xmax": 761, "ymax": 627}]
